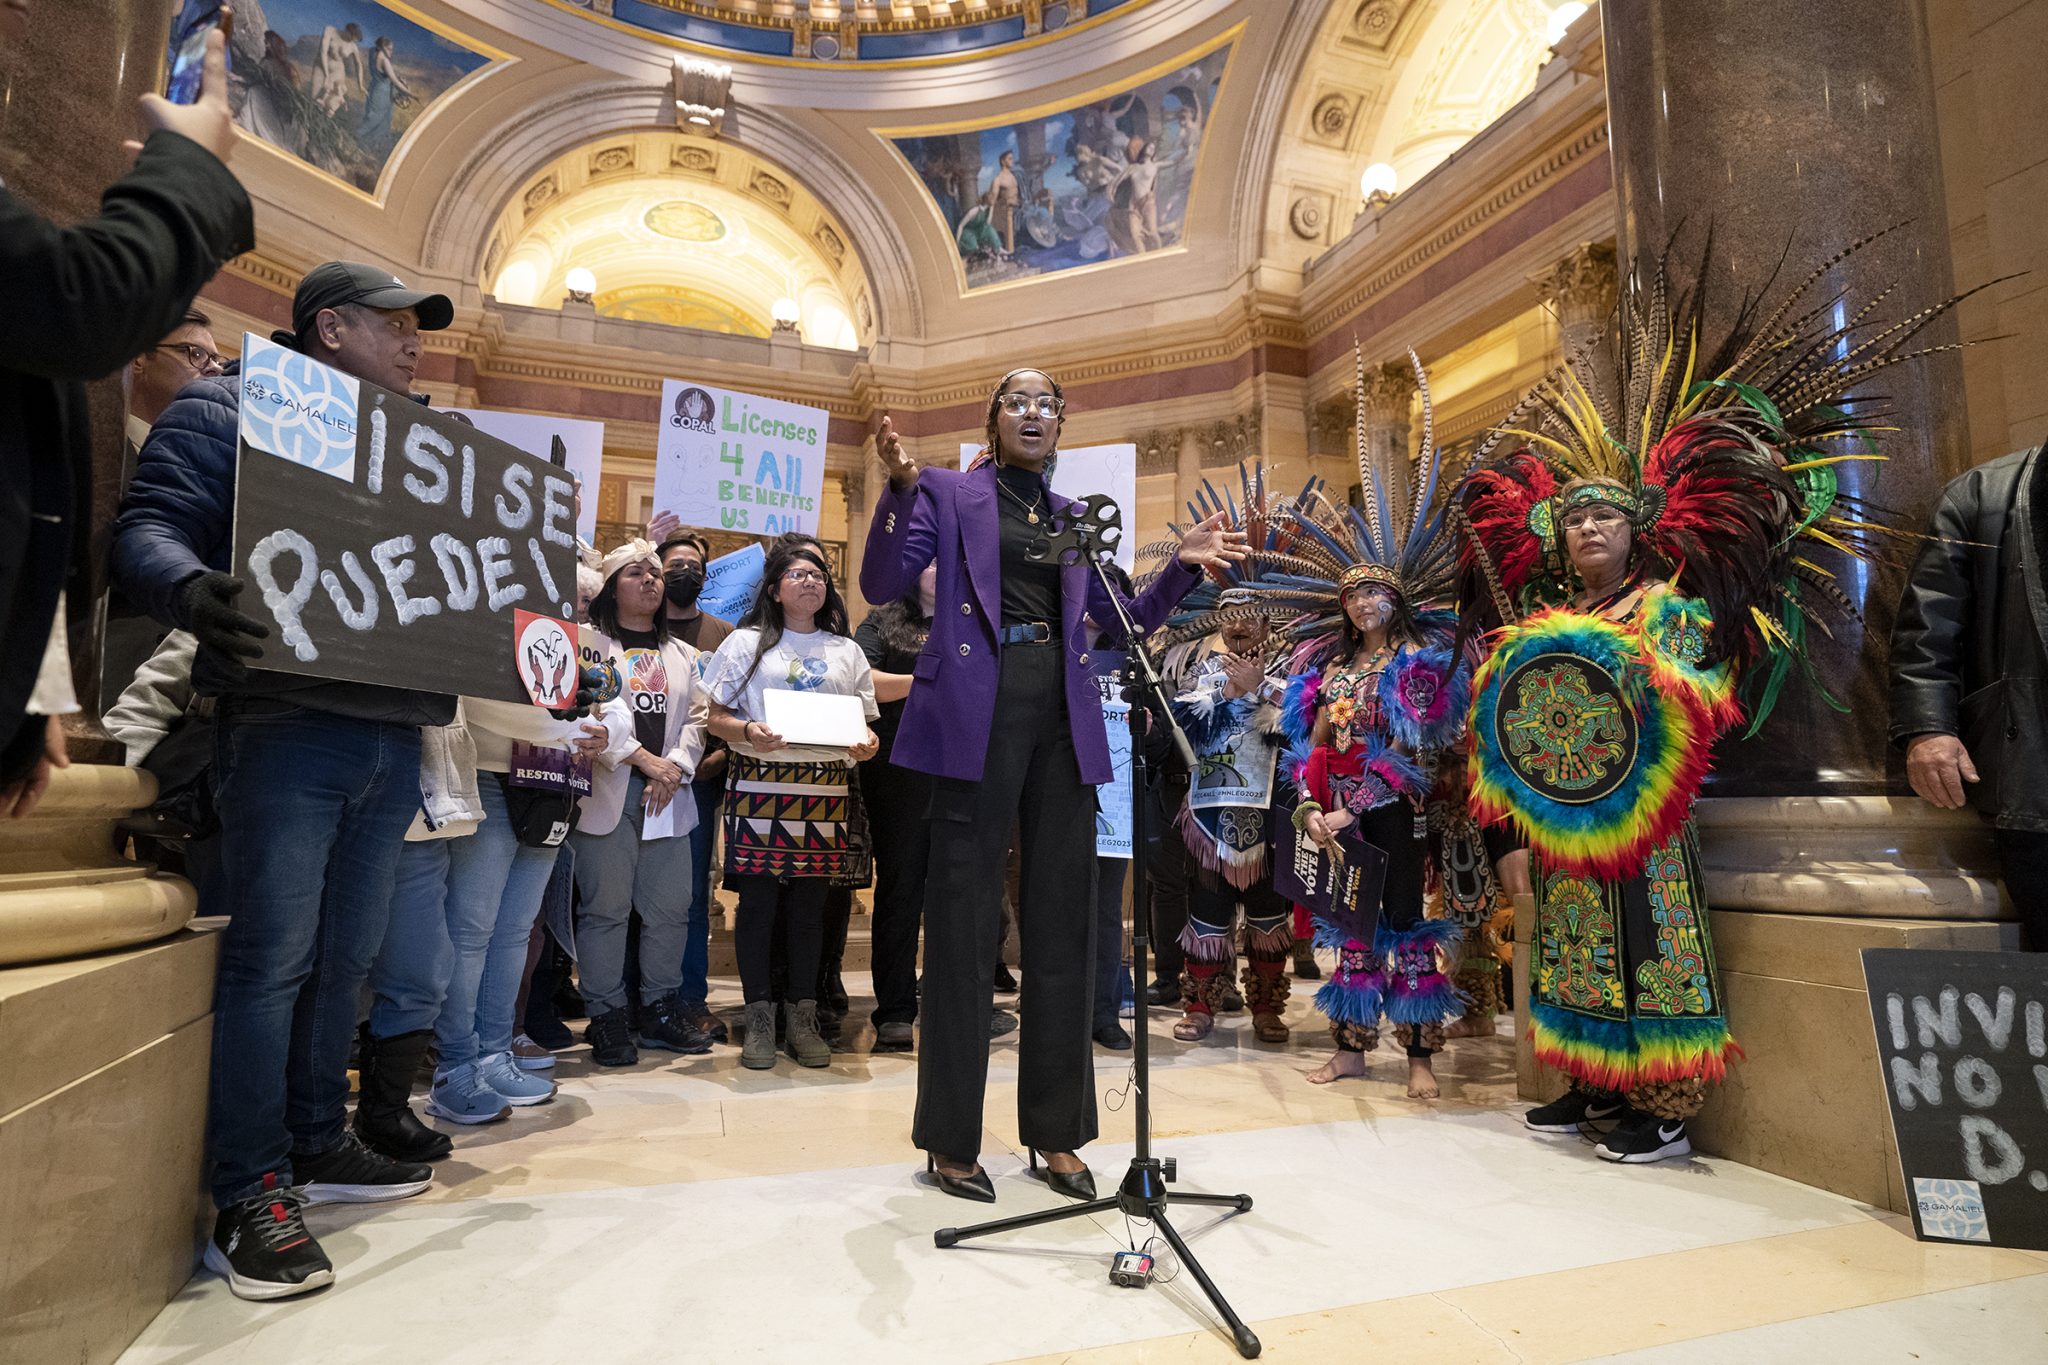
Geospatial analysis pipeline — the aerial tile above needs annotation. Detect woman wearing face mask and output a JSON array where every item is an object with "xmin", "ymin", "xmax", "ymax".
[
  {"xmin": 703, "ymin": 541, "xmax": 880, "ymax": 1071},
  {"xmin": 571, "ymin": 541, "xmax": 714, "ymax": 1068},
  {"xmin": 656, "ymin": 530, "xmax": 734, "ymax": 1042},
  {"xmin": 864, "ymin": 369, "xmax": 1247, "ymax": 1203}
]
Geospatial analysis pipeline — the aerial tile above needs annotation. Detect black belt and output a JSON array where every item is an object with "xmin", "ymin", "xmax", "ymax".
[{"xmin": 997, "ymin": 621, "xmax": 1054, "ymax": 645}]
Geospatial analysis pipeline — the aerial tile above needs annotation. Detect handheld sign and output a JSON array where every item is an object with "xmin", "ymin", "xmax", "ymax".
[
  {"xmin": 1273, "ymin": 818, "xmax": 1386, "ymax": 946},
  {"xmin": 654, "ymin": 380, "xmax": 826, "ymax": 537},
  {"xmin": 230, "ymin": 334, "xmax": 580, "ymax": 704},
  {"xmin": 447, "ymin": 408, "xmax": 605, "ymax": 544},
  {"xmin": 1862, "ymin": 948, "xmax": 2048, "ymax": 1250},
  {"xmin": 698, "ymin": 542, "xmax": 766, "ymax": 626},
  {"xmin": 1093, "ymin": 652, "xmax": 1133, "ymax": 859}
]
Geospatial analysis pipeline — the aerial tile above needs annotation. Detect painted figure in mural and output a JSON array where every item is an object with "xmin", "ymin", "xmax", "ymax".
[
  {"xmin": 357, "ymin": 35, "xmax": 418, "ymax": 158},
  {"xmin": 986, "ymin": 150, "xmax": 1021, "ymax": 256},
  {"xmin": 311, "ymin": 22, "xmax": 367, "ymax": 118},
  {"xmin": 1107, "ymin": 137, "xmax": 1162, "ymax": 256}
]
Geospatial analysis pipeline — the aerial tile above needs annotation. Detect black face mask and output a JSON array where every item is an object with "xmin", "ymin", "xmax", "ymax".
[{"xmin": 664, "ymin": 564, "xmax": 705, "ymax": 609}]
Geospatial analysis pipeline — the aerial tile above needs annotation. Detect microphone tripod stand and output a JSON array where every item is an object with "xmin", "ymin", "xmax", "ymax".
[{"xmin": 934, "ymin": 510, "xmax": 1263, "ymax": 1360}]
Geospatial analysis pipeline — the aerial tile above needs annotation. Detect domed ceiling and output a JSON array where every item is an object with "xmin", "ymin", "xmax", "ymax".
[{"xmin": 544, "ymin": 0, "xmax": 1147, "ymax": 64}]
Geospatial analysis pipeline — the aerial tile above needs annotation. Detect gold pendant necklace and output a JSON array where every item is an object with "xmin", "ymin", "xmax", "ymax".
[{"xmin": 997, "ymin": 476, "xmax": 1043, "ymax": 525}]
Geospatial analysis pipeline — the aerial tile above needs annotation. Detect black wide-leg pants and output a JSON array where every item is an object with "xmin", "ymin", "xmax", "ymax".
[{"xmin": 913, "ymin": 641, "xmax": 1099, "ymax": 1162}]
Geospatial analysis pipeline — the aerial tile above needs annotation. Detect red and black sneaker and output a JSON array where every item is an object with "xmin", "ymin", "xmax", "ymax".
[{"xmin": 204, "ymin": 1174, "xmax": 335, "ymax": 1300}]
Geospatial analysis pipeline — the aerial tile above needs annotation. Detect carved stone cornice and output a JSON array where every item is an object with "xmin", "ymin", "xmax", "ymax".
[
  {"xmin": 1198, "ymin": 412, "xmax": 1263, "ymax": 469},
  {"xmin": 1135, "ymin": 429, "xmax": 1181, "ymax": 477}
]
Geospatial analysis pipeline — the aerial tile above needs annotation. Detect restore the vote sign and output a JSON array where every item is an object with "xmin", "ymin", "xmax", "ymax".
[
  {"xmin": 230, "ymin": 334, "xmax": 579, "ymax": 704},
  {"xmin": 1864, "ymin": 949, "xmax": 2048, "ymax": 1251},
  {"xmin": 653, "ymin": 378, "xmax": 826, "ymax": 538}
]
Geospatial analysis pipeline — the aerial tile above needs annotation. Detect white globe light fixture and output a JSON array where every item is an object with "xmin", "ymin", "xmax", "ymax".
[
  {"xmin": 564, "ymin": 267, "xmax": 597, "ymax": 305},
  {"xmin": 1546, "ymin": 2, "xmax": 1590, "ymax": 47},
  {"xmin": 1359, "ymin": 162, "xmax": 1399, "ymax": 210}
]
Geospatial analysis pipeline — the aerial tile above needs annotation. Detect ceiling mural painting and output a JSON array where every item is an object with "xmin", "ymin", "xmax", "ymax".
[
  {"xmin": 884, "ymin": 29, "xmax": 1233, "ymax": 292},
  {"xmin": 194, "ymin": 0, "xmax": 502, "ymax": 197},
  {"xmin": 545, "ymin": 0, "xmax": 1144, "ymax": 64}
]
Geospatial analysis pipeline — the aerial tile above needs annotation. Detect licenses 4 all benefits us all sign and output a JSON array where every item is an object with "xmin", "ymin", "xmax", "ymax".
[{"xmin": 654, "ymin": 379, "xmax": 827, "ymax": 537}]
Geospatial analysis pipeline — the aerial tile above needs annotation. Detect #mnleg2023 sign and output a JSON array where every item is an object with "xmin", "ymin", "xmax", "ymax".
[
  {"xmin": 231, "ymin": 333, "xmax": 581, "ymax": 705},
  {"xmin": 447, "ymin": 409, "xmax": 604, "ymax": 545},
  {"xmin": 959, "ymin": 442, "xmax": 1137, "ymax": 572},
  {"xmin": 656, "ymin": 380, "xmax": 826, "ymax": 537}
]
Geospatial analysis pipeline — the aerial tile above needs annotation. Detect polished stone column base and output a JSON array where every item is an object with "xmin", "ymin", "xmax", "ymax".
[
  {"xmin": 0, "ymin": 764, "xmax": 195, "ymax": 967},
  {"xmin": 1695, "ymin": 796, "xmax": 2009, "ymax": 921},
  {"xmin": 0, "ymin": 928, "xmax": 218, "ymax": 1365}
]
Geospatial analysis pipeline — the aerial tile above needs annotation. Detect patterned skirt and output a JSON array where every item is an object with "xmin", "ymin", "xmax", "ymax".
[
  {"xmin": 1529, "ymin": 817, "xmax": 1741, "ymax": 1093},
  {"xmin": 722, "ymin": 754, "xmax": 855, "ymax": 880}
]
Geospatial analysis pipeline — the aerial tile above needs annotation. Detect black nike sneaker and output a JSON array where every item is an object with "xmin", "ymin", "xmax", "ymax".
[
  {"xmin": 204, "ymin": 1176, "xmax": 335, "ymax": 1300},
  {"xmin": 1522, "ymin": 1089, "xmax": 1624, "ymax": 1135},
  {"xmin": 1595, "ymin": 1109, "xmax": 1694, "ymax": 1164}
]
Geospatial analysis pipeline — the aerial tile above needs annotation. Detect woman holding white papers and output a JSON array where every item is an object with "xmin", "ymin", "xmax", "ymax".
[
  {"xmin": 572, "ymin": 541, "xmax": 713, "ymax": 1069},
  {"xmin": 704, "ymin": 540, "xmax": 880, "ymax": 1071}
]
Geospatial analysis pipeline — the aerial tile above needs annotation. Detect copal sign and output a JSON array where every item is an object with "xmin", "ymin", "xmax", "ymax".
[
  {"xmin": 654, "ymin": 379, "xmax": 827, "ymax": 537},
  {"xmin": 230, "ymin": 334, "xmax": 581, "ymax": 705}
]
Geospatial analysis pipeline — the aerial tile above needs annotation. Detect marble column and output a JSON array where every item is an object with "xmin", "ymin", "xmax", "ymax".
[
  {"xmin": 0, "ymin": 0, "xmax": 181, "ymax": 748},
  {"xmin": 1603, "ymin": 0, "xmax": 1967, "ymax": 797},
  {"xmin": 842, "ymin": 464, "xmax": 873, "ymax": 614},
  {"xmin": 1174, "ymin": 426, "xmax": 1205, "ymax": 519}
]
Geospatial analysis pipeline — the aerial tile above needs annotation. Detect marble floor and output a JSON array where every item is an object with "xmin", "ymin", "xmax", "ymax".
[{"xmin": 120, "ymin": 977, "xmax": 2048, "ymax": 1365}]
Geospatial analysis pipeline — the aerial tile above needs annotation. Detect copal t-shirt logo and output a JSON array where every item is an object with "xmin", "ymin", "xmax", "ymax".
[
  {"xmin": 237, "ymin": 333, "xmax": 362, "ymax": 481},
  {"xmin": 625, "ymin": 647, "xmax": 671, "ymax": 721}
]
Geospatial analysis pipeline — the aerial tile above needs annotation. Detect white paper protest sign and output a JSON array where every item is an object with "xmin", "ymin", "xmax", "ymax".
[
  {"xmin": 959, "ymin": 442, "xmax": 1137, "ymax": 572},
  {"xmin": 657, "ymin": 380, "xmax": 827, "ymax": 537},
  {"xmin": 448, "ymin": 409, "xmax": 604, "ymax": 544}
]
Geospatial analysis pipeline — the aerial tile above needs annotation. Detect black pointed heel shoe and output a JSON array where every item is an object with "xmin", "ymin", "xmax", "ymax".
[
  {"xmin": 926, "ymin": 1153, "xmax": 996, "ymax": 1203},
  {"xmin": 1028, "ymin": 1149, "xmax": 1096, "ymax": 1200}
]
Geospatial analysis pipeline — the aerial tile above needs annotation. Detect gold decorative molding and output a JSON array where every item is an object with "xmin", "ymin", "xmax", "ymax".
[{"xmin": 1358, "ymin": 361, "xmax": 1417, "ymax": 428}]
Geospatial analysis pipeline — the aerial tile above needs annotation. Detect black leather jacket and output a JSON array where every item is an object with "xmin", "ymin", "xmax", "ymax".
[{"xmin": 1888, "ymin": 447, "xmax": 2048, "ymax": 830}]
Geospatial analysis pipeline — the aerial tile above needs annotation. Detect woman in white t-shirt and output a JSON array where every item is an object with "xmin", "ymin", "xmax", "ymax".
[{"xmin": 704, "ymin": 540, "xmax": 879, "ymax": 1071}]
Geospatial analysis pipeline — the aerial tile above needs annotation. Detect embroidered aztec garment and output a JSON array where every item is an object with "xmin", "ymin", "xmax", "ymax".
[{"xmin": 1469, "ymin": 586, "xmax": 1741, "ymax": 1099}]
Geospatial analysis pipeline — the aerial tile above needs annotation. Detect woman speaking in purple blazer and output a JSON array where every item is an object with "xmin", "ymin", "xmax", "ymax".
[{"xmin": 863, "ymin": 368, "xmax": 1246, "ymax": 1202}]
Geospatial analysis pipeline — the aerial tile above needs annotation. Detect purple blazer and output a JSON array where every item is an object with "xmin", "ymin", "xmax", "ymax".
[{"xmin": 862, "ymin": 461, "xmax": 1202, "ymax": 784}]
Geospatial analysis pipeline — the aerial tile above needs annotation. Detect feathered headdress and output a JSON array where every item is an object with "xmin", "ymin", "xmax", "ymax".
[
  {"xmin": 1255, "ymin": 346, "xmax": 1464, "ymax": 665},
  {"xmin": 1139, "ymin": 461, "xmax": 1327, "ymax": 653},
  {"xmin": 1459, "ymin": 227, "xmax": 1983, "ymax": 726}
]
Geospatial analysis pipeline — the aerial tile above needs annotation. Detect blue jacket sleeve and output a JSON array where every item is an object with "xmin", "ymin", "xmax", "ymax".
[
  {"xmin": 861, "ymin": 477, "xmax": 938, "ymax": 606},
  {"xmin": 112, "ymin": 377, "xmax": 240, "ymax": 627}
]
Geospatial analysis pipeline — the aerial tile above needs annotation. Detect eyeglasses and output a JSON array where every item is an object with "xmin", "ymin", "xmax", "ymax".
[
  {"xmin": 1560, "ymin": 505, "xmax": 1627, "ymax": 532},
  {"xmin": 158, "ymin": 342, "xmax": 226, "ymax": 375},
  {"xmin": 781, "ymin": 568, "xmax": 828, "ymax": 585},
  {"xmin": 997, "ymin": 393, "xmax": 1064, "ymax": 419}
]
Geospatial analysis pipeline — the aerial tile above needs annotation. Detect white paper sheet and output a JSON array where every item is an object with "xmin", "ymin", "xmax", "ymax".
[{"xmin": 763, "ymin": 689, "xmax": 867, "ymax": 749}]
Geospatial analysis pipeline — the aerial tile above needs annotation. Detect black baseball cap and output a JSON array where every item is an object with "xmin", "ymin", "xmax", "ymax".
[{"xmin": 278, "ymin": 261, "xmax": 454, "ymax": 345}]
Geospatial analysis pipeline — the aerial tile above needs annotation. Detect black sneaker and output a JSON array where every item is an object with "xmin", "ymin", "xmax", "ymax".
[
  {"xmin": 1145, "ymin": 980, "xmax": 1179, "ymax": 1008},
  {"xmin": 680, "ymin": 998, "xmax": 729, "ymax": 1044},
  {"xmin": 205, "ymin": 1178, "xmax": 334, "ymax": 1300},
  {"xmin": 1595, "ymin": 1110, "xmax": 1693, "ymax": 1164},
  {"xmin": 523, "ymin": 1009, "xmax": 574, "ymax": 1052},
  {"xmin": 992, "ymin": 964, "xmax": 1019, "ymax": 994},
  {"xmin": 638, "ymin": 994, "xmax": 714, "ymax": 1054},
  {"xmin": 585, "ymin": 1007, "xmax": 639, "ymax": 1067},
  {"xmin": 292, "ymin": 1132, "xmax": 432, "ymax": 1204},
  {"xmin": 1523, "ymin": 1089, "xmax": 1623, "ymax": 1135}
]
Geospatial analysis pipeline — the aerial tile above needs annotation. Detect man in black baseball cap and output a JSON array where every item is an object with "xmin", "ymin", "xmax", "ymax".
[
  {"xmin": 270, "ymin": 260, "xmax": 454, "ymax": 394},
  {"xmin": 114, "ymin": 256, "xmax": 465, "ymax": 1299}
]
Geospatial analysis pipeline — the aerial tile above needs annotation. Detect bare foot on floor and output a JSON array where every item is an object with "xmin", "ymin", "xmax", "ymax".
[
  {"xmin": 1407, "ymin": 1056, "xmax": 1440, "ymax": 1100},
  {"xmin": 1306, "ymin": 1049, "xmax": 1366, "ymax": 1085}
]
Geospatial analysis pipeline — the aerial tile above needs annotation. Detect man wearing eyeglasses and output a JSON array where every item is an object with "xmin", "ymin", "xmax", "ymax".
[{"xmin": 129, "ymin": 310, "xmax": 224, "ymax": 440}]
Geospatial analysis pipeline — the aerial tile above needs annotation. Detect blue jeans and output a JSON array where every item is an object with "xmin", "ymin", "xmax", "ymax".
[
  {"xmin": 369, "ymin": 776, "xmax": 562, "ymax": 1067},
  {"xmin": 571, "ymin": 769, "xmax": 695, "ymax": 1016},
  {"xmin": 679, "ymin": 775, "xmax": 722, "ymax": 1004},
  {"xmin": 204, "ymin": 704, "xmax": 422, "ymax": 1207}
]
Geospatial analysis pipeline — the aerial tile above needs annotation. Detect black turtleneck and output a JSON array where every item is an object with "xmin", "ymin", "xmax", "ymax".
[{"xmin": 995, "ymin": 463, "xmax": 1062, "ymax": 628}]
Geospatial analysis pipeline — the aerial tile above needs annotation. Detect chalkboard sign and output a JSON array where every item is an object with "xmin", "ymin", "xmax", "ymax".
[
  {"xmin": 1862, "ymin": 948, "xmax": 2048, "ymax": 1251},
  {"xmin": 229, "ymin": 334, "xmax": 580, "ymax": 704}
]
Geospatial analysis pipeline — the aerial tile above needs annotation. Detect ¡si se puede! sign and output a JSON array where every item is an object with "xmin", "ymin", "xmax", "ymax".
[
  {"xmin": 653, "ymin": 379, "xmax": 827, "ymax": 537},
  {"xmin": 229, "ymin": 333, "xmax": 580, "ymax": 705}
]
